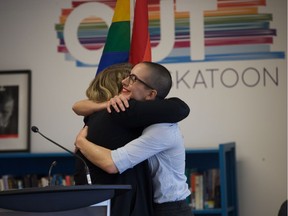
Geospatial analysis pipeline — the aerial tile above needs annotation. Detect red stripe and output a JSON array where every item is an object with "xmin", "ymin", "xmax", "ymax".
[
  {"xmin": 129, "ymin": 0, "xmax": 151, "ymax": 65},
  {"xmin": 173, "ymin": 36, "xmax": 273, "ymax": 48},
  {"xmin": 205, "ymin": 36, "xmax": 273, "ymax": 46}
]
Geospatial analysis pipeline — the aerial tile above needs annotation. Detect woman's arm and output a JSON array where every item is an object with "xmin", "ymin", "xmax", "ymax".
[{"xmin": 72, "ymin": 99, "xmax": 107, "ymax": 116}]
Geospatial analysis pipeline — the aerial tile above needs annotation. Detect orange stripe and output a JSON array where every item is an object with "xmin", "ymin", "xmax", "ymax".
[{"xmin": 204, "ymin": 7, "xmax": 258, "ymax": 17}]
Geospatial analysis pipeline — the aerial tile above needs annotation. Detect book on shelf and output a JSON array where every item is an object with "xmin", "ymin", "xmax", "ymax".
[
  {"xmin": 0, "ymin": 178, "xmax": 3, "ymax": 191},
  {"xmin": 188, "ymin": 168, "xmax": 221, "ymax": 210},
  {"xmin": 1, "ymin": 175, "xmax": 19, "ymax": 190},
  {"xmin": 0, "ymin": 174, "xmax": 75, "ymax": 190}
]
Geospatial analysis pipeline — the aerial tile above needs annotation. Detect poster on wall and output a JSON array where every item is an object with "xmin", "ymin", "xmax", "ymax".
[
  {"xmin": 54, "ymin": 0, "xmax": 285, "ymax": 68},
  {"xmin": 0, "ymin": 71, "xmax": 31, "ymax": 152}
]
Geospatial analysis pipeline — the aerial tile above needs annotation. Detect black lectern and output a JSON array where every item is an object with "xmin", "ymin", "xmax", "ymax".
[{"xmin": 0, "ymin": 185, "xmax": 131, "ymax": 212}]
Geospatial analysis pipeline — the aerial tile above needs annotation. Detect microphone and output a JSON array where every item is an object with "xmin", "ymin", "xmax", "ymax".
[
  {"xmin": 31, "ymin": 126, "xmax": 92, "ymax": 185},
  {"xmin": 48, "ymin": 161, "xmax": 57, "ymax": 186}
]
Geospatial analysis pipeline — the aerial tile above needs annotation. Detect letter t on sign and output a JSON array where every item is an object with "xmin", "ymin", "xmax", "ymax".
[{"xmin": 176, "ymin": 0, "xmax": 217, "ymax": 61}]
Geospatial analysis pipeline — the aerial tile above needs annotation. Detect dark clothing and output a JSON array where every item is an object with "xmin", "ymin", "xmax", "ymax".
[
  {"xmin": 278, "ymin": 200, "xmax": 287, "ymax": 216},
  {"xmin": 74, "ymin": 98, "xmax": 190, "ymax": 216},
  {"xmin": 153, "ymin": 200, "xmax": 194, "ymax": 216},
  {"xmin": 75, "ymin": 111, "xmax": 152, "ymax": 216}
]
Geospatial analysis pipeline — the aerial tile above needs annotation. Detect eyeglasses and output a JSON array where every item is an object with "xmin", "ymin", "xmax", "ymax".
[{"xmin": 127, "ymin": 74, "xmax": 154, "ymax": 89}]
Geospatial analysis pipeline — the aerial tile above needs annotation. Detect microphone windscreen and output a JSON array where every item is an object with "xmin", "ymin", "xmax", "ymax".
[{"xmin": 31, "ymin": 126, "xmax": 39, "ymax": 133}]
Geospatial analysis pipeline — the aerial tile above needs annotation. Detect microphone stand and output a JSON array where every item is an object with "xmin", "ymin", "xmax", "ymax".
[
  {"xmin": 48, "ymin": 161, "xmax": 57, "ymax": 186},
  {"xmin": 31, "ymin": 126, "xmax": 92, "ymax": 185}
]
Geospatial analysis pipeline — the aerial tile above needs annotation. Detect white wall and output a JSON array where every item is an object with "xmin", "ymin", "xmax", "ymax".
[{"xmin": 0, "ymin": 0, "xmax": 286, "ymax": 216}]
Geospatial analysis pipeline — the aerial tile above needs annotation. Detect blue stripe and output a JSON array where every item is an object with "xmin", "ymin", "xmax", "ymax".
[{"xmin": 96, "ymin": 51, "xmax": 129, "ymax": 74}]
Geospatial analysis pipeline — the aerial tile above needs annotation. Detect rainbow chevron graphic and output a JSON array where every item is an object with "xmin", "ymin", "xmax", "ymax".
[{"xmin": 54, "ymin": 0, "xmax": 285, "ymax": 67}]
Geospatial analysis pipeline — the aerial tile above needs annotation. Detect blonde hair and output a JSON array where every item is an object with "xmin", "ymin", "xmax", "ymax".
[{"xmin": 86, "ymin": 63, "xmax": 132, "ymax": 102}]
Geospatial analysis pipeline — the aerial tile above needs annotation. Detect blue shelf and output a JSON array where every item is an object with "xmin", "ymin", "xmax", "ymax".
[
  {"xmin": 192, "ymin": 206, "xmax": 234, "ymax": 215},
  {"xmin": 185, "ymin": 142, "xmax": 238, "ymax": 216},
  {"xmin": 0, "ymin": 152, "xmax": 75, "ymax": 176},
  {"xmin": 193, "ymin": 208, "xmax": 222, "ymax": 214}
]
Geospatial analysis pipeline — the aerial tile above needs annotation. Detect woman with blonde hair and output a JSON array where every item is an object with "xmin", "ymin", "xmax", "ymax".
[{"xmin": 85, "ymin": 63, "xmax": 132, "ymax": 102}]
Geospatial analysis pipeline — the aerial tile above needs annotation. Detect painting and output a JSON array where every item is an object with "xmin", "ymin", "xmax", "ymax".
[{"xmin": 0, "ymin": 70, "xmax": 31, "ymax": 152}]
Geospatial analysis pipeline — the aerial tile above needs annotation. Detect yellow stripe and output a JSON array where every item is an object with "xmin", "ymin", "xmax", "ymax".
[{"xmin": 112, "ymin": 0, "xmax": 130, "ymax": 22}]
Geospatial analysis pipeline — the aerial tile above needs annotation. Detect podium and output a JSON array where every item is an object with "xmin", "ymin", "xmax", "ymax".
[{"xmin": 0, "ymin": 185, "xmax": 131, "ymax": 215}]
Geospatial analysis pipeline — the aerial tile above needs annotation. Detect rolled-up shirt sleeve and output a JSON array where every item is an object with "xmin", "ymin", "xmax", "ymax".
[
  {"xmin": 111, "ymin": 146, "xmax": 134, "ymax": 173},
  {"xmin": 111, "ymin": 123, "xmax": 174, "ymax": 174}
]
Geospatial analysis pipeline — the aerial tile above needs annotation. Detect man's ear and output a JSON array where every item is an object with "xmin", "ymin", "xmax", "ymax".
[{"xmin": 146, "ymin": 89, "xmax": 158, "ymax": 100}]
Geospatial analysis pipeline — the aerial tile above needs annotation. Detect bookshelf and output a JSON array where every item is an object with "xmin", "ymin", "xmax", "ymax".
[
  {"xmin": 185, "ymin": 142, "xmax": 238, "ymax": 216},
  {"xmin": 0, "ymin": 143, "xmax": 238, "ymax": 216},
  {"xmin": 0, "ymin": 152, "xmax": 75, "ymax": 187}
]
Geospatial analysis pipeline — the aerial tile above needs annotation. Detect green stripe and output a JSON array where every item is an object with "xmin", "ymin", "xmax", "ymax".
[
  {"xmin": 204, "ymin": 14, "xmax": 272, "ymax": 25},
  {"xmin": 103, "ymin": 21, "xmax": 130, "ymax": 52},
  {"xmin": 55, "ymin": 23, "xmax": 108, "ymax": 31}
]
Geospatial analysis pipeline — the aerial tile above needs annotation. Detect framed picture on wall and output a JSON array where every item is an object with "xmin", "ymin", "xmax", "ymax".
[{"xmin": 0, "ymin": 70, "xmax": 31, "ymax": 152}]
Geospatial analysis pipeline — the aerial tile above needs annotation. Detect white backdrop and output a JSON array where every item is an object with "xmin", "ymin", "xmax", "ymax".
[{"xmin": 0, "ymin": 0, "xmax": 286, "ymax": 216}]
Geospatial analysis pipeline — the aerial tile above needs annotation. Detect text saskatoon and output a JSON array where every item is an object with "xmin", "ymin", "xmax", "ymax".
[{"xmin": 171, "ymin": 66, "xmax": 280, "ymax": 89}]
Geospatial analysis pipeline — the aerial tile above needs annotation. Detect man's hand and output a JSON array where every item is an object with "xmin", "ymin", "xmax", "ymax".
[
  {"xmin": 74, "ymin": 125, "xmax": 119, "ymax": 174},
  {"xmin": 107, "ymin": 94, "xmax": 130, "ymax": 113},
  {"xmin": 75, "ymin": 126, "xmax": 88, "ymax": 149},
  {"xmin": 72, "ymin": 99, "xmax": 107, "ymax": 116}
]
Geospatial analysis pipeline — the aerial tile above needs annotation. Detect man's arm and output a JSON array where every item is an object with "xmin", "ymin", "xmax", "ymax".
[
  {"xmin": 75, "ymin": 123, "xmax": 176, "ymax": 174},
  {"xmin": 75, "ymin": 126, "xmax": 118, "ymax": 174},
  {"xmin": 110, "ymin": 97, "xmax": 190, "ymax": 128},
  {"xmin": 111, "ymin": 123, "xmax": 176, "ymax": 173},
  {"xmin": 73, "ymin": 96, "xmax": 190, "ymax": 128},
  {"xmin": 72, "ymin": 94, "xmax": 130, "ymax": 116}
]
